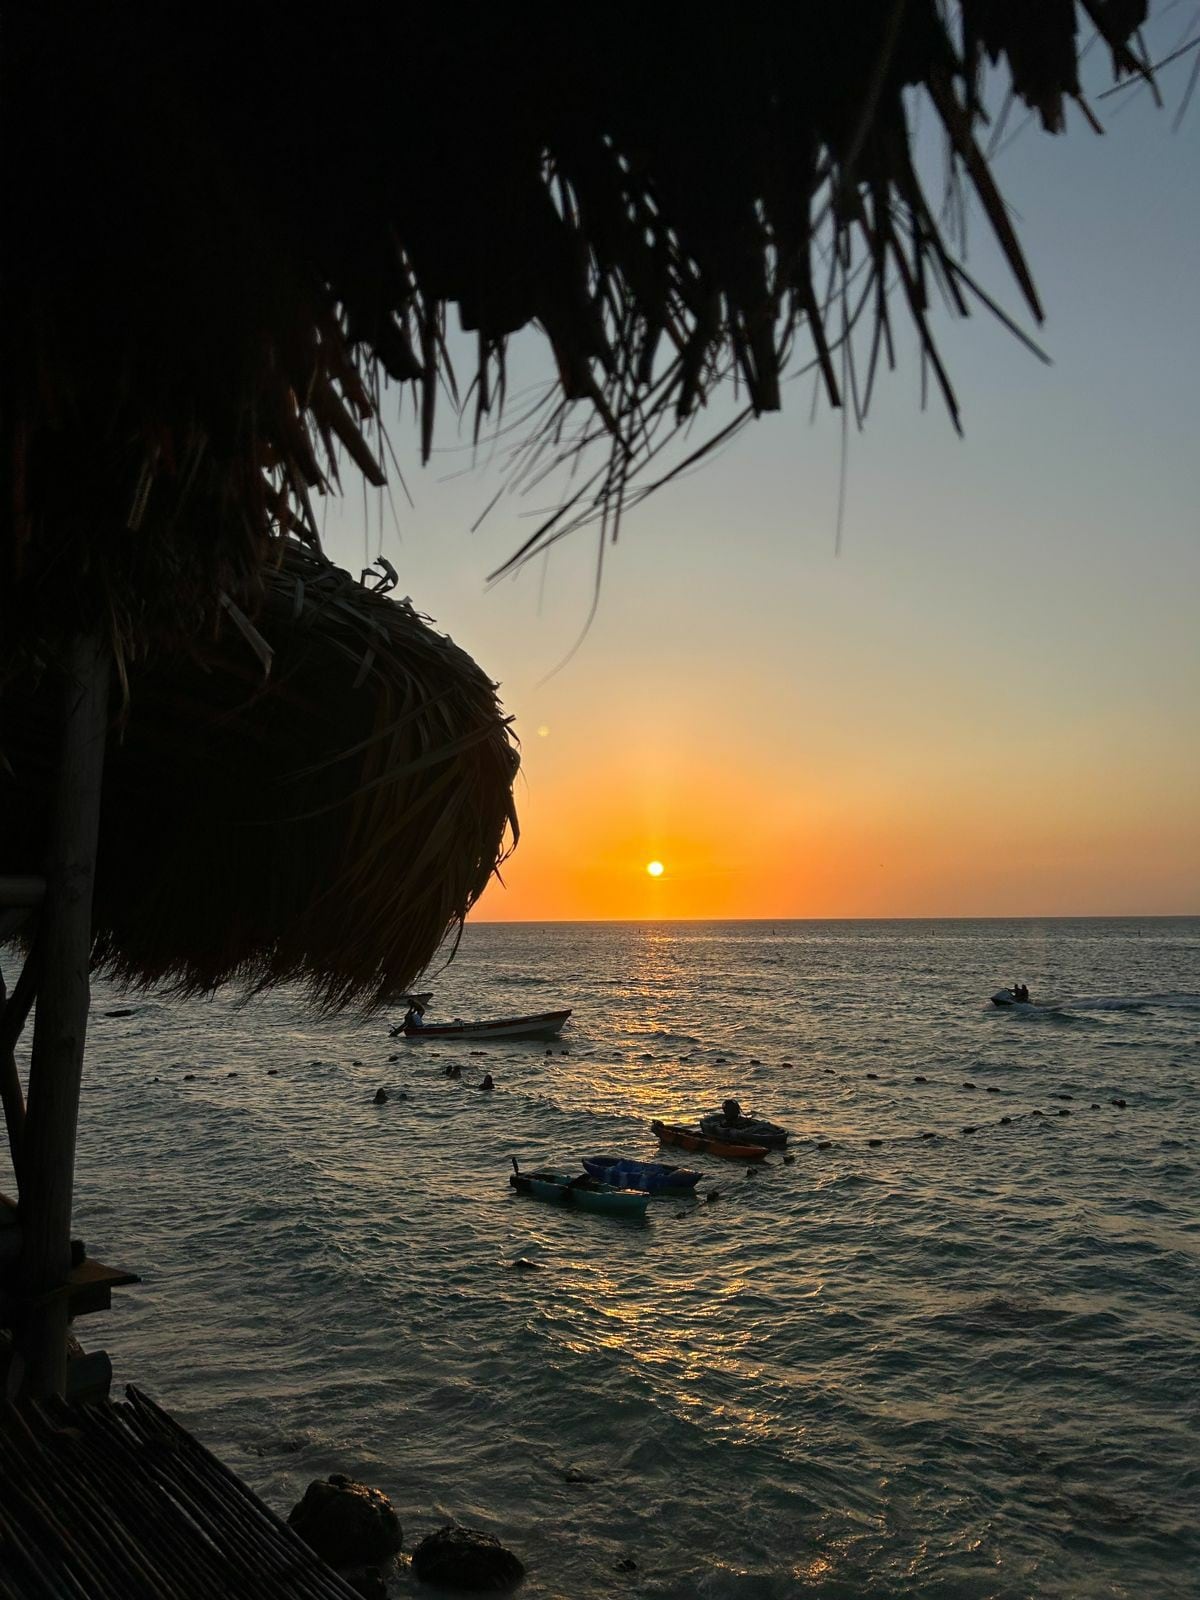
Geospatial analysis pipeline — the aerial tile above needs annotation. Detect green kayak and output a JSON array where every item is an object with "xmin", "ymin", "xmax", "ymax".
[{"xmin": 508, "ymin": 1165, "xmax": 649, "ymax": 1219}]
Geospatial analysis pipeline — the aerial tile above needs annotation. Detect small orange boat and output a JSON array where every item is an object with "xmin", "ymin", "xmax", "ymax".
[{"xmin": 651, "ymin": 1120, "xmax": 770, "ymax": 1162}]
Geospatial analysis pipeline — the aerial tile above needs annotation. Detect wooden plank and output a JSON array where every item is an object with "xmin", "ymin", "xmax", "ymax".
[{"xmin": 66, "ymin": 1260, "xmax": 141, "ymax": 1319}]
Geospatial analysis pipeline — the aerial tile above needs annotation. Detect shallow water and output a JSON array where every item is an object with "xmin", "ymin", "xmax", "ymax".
[{"xmin": 15, "ymin": 918, "xmax": 1200, "ymax": 1598}]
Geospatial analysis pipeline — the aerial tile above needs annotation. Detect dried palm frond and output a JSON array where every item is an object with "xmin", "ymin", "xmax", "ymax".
[{"xmin": 1, "ymin": 4, "xmax": 1153, "ymax": 652}]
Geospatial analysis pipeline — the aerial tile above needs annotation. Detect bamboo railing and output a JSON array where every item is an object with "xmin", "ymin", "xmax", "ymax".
[{"xmin": 0, "ymin": 1386, "xmax": 362, "ymax": 1599}]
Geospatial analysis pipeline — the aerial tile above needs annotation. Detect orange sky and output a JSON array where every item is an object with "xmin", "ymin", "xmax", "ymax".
[{"xmin": 327, "ymin": 52, "xmax": 1199, "ymax": 922}]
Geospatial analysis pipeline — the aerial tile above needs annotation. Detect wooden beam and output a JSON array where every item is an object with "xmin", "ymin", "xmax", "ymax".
[
  {"xmin": 14, "ymin": 630, "xmax": 110, "ymax": 1399},
  {"xmin": 0, "ymin": 877, "xmax": 47, "ymax": 908}
]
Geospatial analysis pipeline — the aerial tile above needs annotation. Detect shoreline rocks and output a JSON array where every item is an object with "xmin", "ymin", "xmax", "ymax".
[
  {"xmin": 287, "ymin": 1474, "xmax": 403, "ymax": 1572},
  {"xmin": 411, "ymin": 1524, "xmax": 525, "ymax": 1591}
]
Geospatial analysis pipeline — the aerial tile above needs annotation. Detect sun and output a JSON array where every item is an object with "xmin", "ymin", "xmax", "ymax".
[{"xmin": 646, "ymin": 860, "xmax": 664, "ymax": 877}]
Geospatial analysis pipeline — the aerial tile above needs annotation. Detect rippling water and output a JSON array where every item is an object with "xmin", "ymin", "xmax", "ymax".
[{"xmin": 19, "ymin": 918, "xmax": 1200, "ymax": 1598}]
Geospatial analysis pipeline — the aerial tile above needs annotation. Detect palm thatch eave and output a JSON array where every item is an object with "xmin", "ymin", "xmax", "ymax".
[{"xmin": 0, "ymin": 545, "xmax": 519, "ymax": 1011}]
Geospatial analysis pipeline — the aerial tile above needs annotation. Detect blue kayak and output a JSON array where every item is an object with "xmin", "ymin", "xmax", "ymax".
[{"xmin": 582, "ymin": 1156, "xmax": 702, "ymax": 1194}]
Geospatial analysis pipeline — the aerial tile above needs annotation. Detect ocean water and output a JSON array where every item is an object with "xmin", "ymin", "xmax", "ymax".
[{"xmin": 14, "ymin": 918, "xmax": 1200, "ymax": 1599}]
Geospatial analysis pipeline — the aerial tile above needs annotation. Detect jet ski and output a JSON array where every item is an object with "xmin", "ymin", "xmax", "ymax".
[{"xmin": 991, "ymin": 987, "xmax": 1031, "ymax": 1007}]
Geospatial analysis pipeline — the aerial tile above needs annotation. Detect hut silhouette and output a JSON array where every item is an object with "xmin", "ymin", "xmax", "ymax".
[{"xmin": 0, "ymin": 5, "xmax": 1153, "ymax": 1402}]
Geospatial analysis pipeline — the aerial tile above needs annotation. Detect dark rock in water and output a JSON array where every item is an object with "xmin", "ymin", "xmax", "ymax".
[
  {"xmin": 104, "ymin": 1008, "xmax": 138, "ymax": 1018},
  {"xmin": 985, "ymin": 1086, "xmax": 1000, "ymax": 1094},
  {"xmin": 411, "ymin": 1524, "xmax": 525, "ymax": 1592},
  {"xmin": 750, "ymin": 1058, "xmax": 762, "ymax": 1065},
  {"xmin": 783, "ymin": 1154, "xmax": 795, "ymax": 1165},
  {"xmin": 780, "ymin": 1060, "xmax": 794, "ymax": 1067},
  {"xmin": 563, "ymin": 1467, "xmax": 598, "ymax": 1484},
  {"xmin": 1031, "ymin": 1109, "xmax": 1044, "ymax": 1117},
  {"xmin": 868, "ymin": 1138, "xmax": 883, "ymax": 1148},
  {"xmin": 373, "ymin": 1088, "xmax": 388, "ymax": 1105},
  {"xmin": 246, "ymin": 1434, "xmax": 307, "ymax": 1458},
  {"xmin": 614, "ymin": 1556, "xmax": 638, "ymax": 1572},
  {"xmin": 351, "ymin": 1059, "xmax": 363, "ymax": 1067},
  {"xmin": 1111, "ymin": 1098, "xmax": 1127, "ymax": 1108},
  {"xmin": 508, "ymin": 1258, "xmax": 541, "ymax": 1271},
  {"xmin": 470, "ymin": 1051, "xmax": 486, "ymax": 1058},
  {"xmin": 866, "ymin": 1072, "xmax": 878, "ymax": 1080},
  {"xmin": 1000, "ymin": 1116, "xmax": 1012, "ymax": 1125},
  {"xmin": 227, "ymin": 1072, "xmax": 238, "ymax": 1078},
  {"xmin": 388, "ymin": 1053, "xmax": 401, "ymax": 1062},
  {"xmin": 545, "ymin": 1049, "xmax": 553, "ymax": 1057},
  {"xmin": 962, "ymin": 1081, "xmax": 977, "ymax": 1090},
  {"xmin": 183, "ymin": 1073, "xmax": 195, "ymax": 1081},
  {"xmin": 288, "ymin": 1475, "xmax": 403, "ymax": 1570},
  {"xmin": 715, "ymin": 1057, "xmax": 727, "ymax": 1064},
  {"xmin": 913, "ymin": 1075, "xmax": 928, "ymax": 1084},
  {"xmin": 1058, "ymin": 1108, "xmax": 1071, "ymax": 1116},
  {"xmin": 345, "ymin": 1570, "xmax": 388, "ymax": 1600},
  {"xmin": 919, "ymin": 1131, "xmax": 936, "ymax": 1139},
  {"xmin": 706, "ymin": 1190, "xmax": 721, "ymax": 1203},
  {"xmin": 152, "ymin": 1076, "xmax": 159, "ymax": 1083},
  {"xmin": 559, "ymin": 1049, "xmax": 569, "ymax": 1055},
  {"xmin": 267, "ymin": 1068, "xmax": 279, "ymax": 1076},
  {"xmin": 1091, "ymin": 1103, "xmax": 1101, "ymax": 1110},
  {"xmin": 816, "ymin": 1140, "xmax": 832, "ymax": 1150},
  {"xmin": 961, "ymin": 1126, "xmax": 977, "ymax": 1135},
  {"xmin": 1053, "ymin": 1092, "xmax": 1073, "ymax": 1101}
]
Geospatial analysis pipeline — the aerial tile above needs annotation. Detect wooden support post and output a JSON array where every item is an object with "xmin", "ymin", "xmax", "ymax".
[
  {"xmin": 14, "ymin": 630, "xmax": 110, "ymax": 1399},
  {"xmin": 0, "ymin": 943, "xmax": 39, "ymax": 1186}
]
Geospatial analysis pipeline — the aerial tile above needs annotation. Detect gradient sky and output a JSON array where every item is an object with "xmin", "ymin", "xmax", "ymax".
[{"xmin": 326, "ymin": 30, "xmax": 1199, "ymax": 920}]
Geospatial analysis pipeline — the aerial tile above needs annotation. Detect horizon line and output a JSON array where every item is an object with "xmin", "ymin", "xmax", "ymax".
[{"xmin": 466, "ymin": 912, "xmax": 1199, "ymax": 925}]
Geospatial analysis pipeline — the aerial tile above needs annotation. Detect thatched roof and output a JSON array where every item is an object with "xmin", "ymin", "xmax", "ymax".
[
  {"xmin": 0, "ymin": 545, "xmax": 517, "ymax": 1009},
  {"xmin": 3, "ymin": 4, "xmax": 1152, "ymax": 649}
]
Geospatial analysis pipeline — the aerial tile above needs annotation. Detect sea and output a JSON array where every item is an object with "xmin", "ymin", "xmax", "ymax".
[{"xmin": 18, "ymin": 917, "xmax": 1200, "ymax": 1599}]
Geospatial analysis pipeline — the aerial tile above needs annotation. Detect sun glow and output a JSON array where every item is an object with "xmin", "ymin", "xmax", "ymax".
[{"xmin": 646, "ymin": 860, "xmax": 664, "ymax": 877}]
